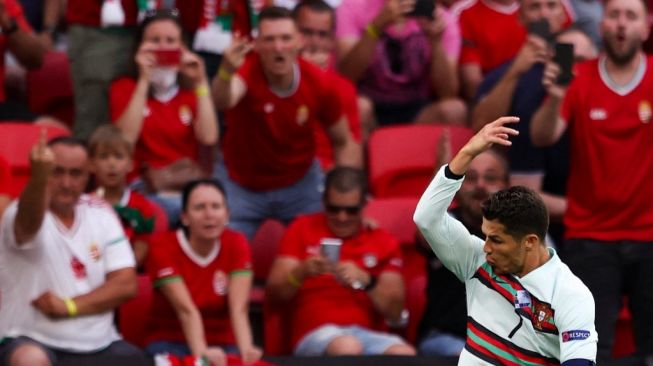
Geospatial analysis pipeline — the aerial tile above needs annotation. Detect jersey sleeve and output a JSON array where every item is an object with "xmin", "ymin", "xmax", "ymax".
[
  {"xmin": 147, "ymin": 232, "xmax": 182, "ymax": 286},
  {"xmin": 109, "ymin": 78, "xmax": 137, "ymax": 122},
  {"xmin": 556, "ymin": 287, "xmax": 598, "ymax": 362},
  {"xmin": 278, "ymin": 217, "xmax": 309, "ymax": 260},
  {"xmin": 458, "ymin": 11, "xmax": 481, "ymax": 66},
  {"xmin": 226, "ymin": 231, "xmax": 253, "ymax": 275},
  {"xmin": 100, "ymin": 206, "xmax": 136, "ymax": 273},
  {"xmin": 413, "ymin": 165, "xmax": 486, "ymax": 282}
]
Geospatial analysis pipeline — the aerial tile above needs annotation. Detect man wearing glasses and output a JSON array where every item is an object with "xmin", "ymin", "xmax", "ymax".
[{"xmin": 266, "ymin": 167, "xmax": 416, "ymax": 357}]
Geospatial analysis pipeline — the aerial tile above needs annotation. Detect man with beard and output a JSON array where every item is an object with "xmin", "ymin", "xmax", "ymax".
[
  {"xmin": 212, "ymin": 6, "xmax": 361, "ymax": 240},
  {"xmin": 416, "ymin": 146, "xmax": 509, "ymax": 356},
  {"xmin": 414, "ymin": 116, "xmax": 597, "ymax": 365},
  {"xmin": 531, "ymin": 0, "xmax": 653, "ymax": 363}
]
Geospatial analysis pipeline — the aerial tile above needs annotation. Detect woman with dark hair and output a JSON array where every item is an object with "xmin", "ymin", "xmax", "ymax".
[
  {"xmin": 145, "ymin": 179, "xmax": 262, "ymax": 366},
  {"xmin": 110, "ymin": 9, "xmax": 218, "ymax": 225}
]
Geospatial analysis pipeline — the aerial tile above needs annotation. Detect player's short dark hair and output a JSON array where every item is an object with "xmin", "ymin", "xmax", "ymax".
[
  {"xmin": 48, "ymin": 135, "xmax": 88, "ymax": 154},
  {"xmin": 259, "ymin": 6, "xmax": 294, "ymax": 23},
  {"xmin": 181, "ymin": 178, "xmax": 228, "ymax": 212},
  {"xmin": 482, "ymin": 186, "xmax": 549, "ymax": 242},
  {"xmin": 323, "ymin": 166, "xmax": 367, "ymax": 205},
  {"xmin": 292, "ymin": 0, "xmax": 335, "ymax": 29}
]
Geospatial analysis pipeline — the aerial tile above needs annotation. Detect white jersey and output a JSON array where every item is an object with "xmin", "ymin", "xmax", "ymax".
[
  {"xmin": 414, "ymin": 166, "xmax": 597, "ymax": 365},
  {"xmin": 0, "ymin": 194, "xmax": 135, "ymax": 352}
]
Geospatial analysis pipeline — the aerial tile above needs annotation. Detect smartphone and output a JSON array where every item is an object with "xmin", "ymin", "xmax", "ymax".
[
  {"xmin": 527, "ymin": 18, "xmax": 552, "ymax": 44},
  {"xmin": 408, "ymin": 0, "xmax": 436, "ymax": 19},
  {"xmin": 554, "ymin": 42, "xmax": 574, "ymax": 85},
  {"xmin": 320, "ymin": 238, "xmax": 343, "ymax": 263},
  {"xmin": 153, "ymin": 49, "xmax": 181, "ymax": 66}
]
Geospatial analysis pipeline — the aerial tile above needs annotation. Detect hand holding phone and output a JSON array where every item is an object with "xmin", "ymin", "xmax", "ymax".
[
  {"xmin": 553, "ymin": 42, "xmax": 574, "ymax": 85},
  {"xmin": 321, "ymin": 238, "xmax": 343, "ymax": 263}
]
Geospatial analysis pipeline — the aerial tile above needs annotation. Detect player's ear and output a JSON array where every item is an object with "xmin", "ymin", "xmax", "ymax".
[{"xmin": 523, "ymin": 234, "xmax": 539, "ymax": 251}]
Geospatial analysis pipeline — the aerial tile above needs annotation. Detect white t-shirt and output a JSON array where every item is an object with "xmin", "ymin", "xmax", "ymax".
[
  {"xmin": 0, "ymin": 194, "xmax": 135, "ymax": 351},
  {"xmin": 414, "ymin": 166, "xmax": 597, "ymax": 365}
]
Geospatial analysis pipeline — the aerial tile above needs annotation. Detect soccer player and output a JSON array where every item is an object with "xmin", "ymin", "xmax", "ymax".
[{"xmin": 414, "ymin": 116, "xmax": 598, "ymax": 365}]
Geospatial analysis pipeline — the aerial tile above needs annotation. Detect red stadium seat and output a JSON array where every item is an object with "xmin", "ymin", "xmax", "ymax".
[
  {"xmin": 26, "ymin": 51, "xmax": 75, "ymax": 127},
  {"xmin": 119, "ymin": 275, "xmax": 153, "ymax": 348},
  {"xmin": 0, "ymin": 122, "xmax": 70, "ymax": 197},
  {"xmin": 368, "ymin": 125, "xmax": 473, "ymax": 198},
  {"xmin": 405, "ymin": 275, "xmax": 427, "ymax": 344},
  {"xmin": 612, "ymin": 300, "xmax": 636, "ymax": 358},
  {"xmin": 251, "ymin": 220, "xmax": 286, "ymax": 282}
]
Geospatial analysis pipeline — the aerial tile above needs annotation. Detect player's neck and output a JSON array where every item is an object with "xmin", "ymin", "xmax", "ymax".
[{"xmin": 518, "ymin": 245, "xmax": 551, "ymax": 277}]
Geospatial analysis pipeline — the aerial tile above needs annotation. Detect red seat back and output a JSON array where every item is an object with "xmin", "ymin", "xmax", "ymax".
[
  {"xmin": 0, "ymin": 122, "xmax": 70, "ymax": 197},
  {"xmin": 251, "ymin": 220, "xmax": 286, "ymax": 282},
  {"xmin": 368, "ymin": 125, "xmax": 473, "ymax": 198},
  {"xmin": 119, "ymin": 275, "xmax": 153, "ymax": 348},
  {"xmin": 26, "ymin": 51, "xmax": 75, "ymax": 127}
]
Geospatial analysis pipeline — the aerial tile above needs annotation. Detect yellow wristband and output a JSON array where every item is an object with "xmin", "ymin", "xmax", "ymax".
[
  {"xmin": 195, "ymin": 85, "xmax": 209, "ymax": 97},
  {"xmin": 218, "ymin": 67, "xmax": 233, "ymax": 82},
  {"xmin": 64, "ymin": 298, "xmax": 78, "ymax": 317},
  {"xmin": 287, "ymin": 272, "xmax": 302, "ymax": 288},
  {"xmin": 365, "ymin": 24, "xmax": 380, "ymax": 40}
]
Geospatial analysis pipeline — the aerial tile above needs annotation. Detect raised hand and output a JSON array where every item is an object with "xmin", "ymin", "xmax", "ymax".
[
  {"xmin": 180, "ymin": 49, "xmax": 208, "ymax": 88},
  {"xmin": 31, "ymin": 291, "xmax": 68, "ymax": 318},
  {"xmin": 461, "ymin": 116, "xmax": 519, "ymax": 157},
  {"xmin": 373, "ymin": 0, "xmax": 416, "ymax": 31},
  {"xmin": 541, "ymin": 60, "xmax": 567, "ymax": 100},
  {"xmin": 417, "ymin": 5, "xmax": 447, "ymax": 43},
  {"xmin": 30, "ymin": 128, "xmax": 54, "ymax": 178},
  {"xmin": 509, "ymin": 35, "xmax": 550, "ymax": 76},
  {"xmin": 221, "ymin": 33, "xmax": 253, "ymax": 74},
  {"xmin": 135, "ymin": 43, "xmax": 157, "ymax": 81}
]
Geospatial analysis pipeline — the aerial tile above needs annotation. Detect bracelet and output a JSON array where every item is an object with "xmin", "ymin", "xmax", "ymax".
[
  {"xmin": 64, "ymin": 298, "xmax": 78, "ymax": 317},
  {"xmin": 195, "ymin": 85, "xmax": 209, "ymax": 97},
  {"xmin": 365, "ymin": 23, "xmax": 380, "ymax": 40},
  {"xmin": 217, "ymin": 67, "xmax": 233, "ymax": 82},
  {"xmin": 287, "ymin": 272, "xmax": 302, "ymax": 288}
]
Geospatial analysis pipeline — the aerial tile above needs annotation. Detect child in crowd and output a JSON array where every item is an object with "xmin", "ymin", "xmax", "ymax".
[{"xmin": 89, "ymin": 125, "xmax": 166, "ymax": 267}]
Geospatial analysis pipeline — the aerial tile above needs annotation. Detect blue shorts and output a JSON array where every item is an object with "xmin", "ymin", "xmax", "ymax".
[{"xmin": 294, "ymin": 324, "xmax": 408, "ymax": 356}]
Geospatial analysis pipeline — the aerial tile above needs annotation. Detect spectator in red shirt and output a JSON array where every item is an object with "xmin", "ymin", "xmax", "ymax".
[
  {"xmin": 145, "ymin": 179, "xmax": 262, "ymax": 366},
  {"xmin": 110, "ymin": 9, "xmax": 218, "ymax": 225},
  {"xmin": 267, "ymin": 167, "xmax": 415, "ymax": 356},
  {"xmin": 292, "ymin": 0, "xmax": 363, "ymax": 169},
  {"xmin": 212, "ymin": 6, "xmax": 361, "ymax": 239}
]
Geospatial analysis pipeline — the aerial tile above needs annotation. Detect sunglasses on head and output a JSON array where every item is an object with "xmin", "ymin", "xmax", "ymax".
[
  {"xmin": 325, "ymin": 204, "xmax": 362, "ymax": 215},
  {"xmin": 144, "ymin": 8, "xmax": 179, "ymax": 19}
]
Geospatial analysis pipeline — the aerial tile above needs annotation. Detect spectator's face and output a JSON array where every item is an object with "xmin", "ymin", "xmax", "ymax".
[
  {"xmin": 556, "ymin": 30, "xmax": 598, "ymax": 62},
  {"xmin": 256, "ymin": 18, "xmax": 302, "ymax": 77},
  {"xmin": 90, "ymin": 144, "xmax": 132, "ymax": 190},
  {"xmin": 142, "ymin": 19, "xmax": 183, "ymax": 49},
  {"xmin": 296, "ymin": 8, "xmax": 334, "ymax": 55},
  {"xmin": 182, "ymin": 185, "xmax": 229, "ymax": 243},
  {"xmin": 520, "ymin": 0, "xmax": 565, "ymax": 34},
  {"xmin": 324, "ymin": 188, "xmax": 364, "ymax": 238},
  {"xmin": 457, "ymin": 152, "xmax": 508, "ymax": 222},
  {"xmin": 48, "ymin": 144, "xmax": 90, "ymax": 213},
  {"xmin": 601, "ymin": 0, "xmax": 650, "ymax": 65},
  {"xmin": 481, "ymin": 218, "xmax": 527, "ymax": 275}
]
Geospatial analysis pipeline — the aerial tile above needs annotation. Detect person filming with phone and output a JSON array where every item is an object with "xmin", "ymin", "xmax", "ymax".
[
  {"xmin": 110, "ymin": 9, "xmax": 219, "ymax": 226},
  {"xmin": 531, "ymin": 0, "xmax": 653, "ymax": 363},
  {"xmin": 266, "ymin": 167, "xmax": 415, "ymax": 356}
]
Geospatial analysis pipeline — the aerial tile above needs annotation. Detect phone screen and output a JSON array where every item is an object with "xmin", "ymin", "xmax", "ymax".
[
  {"xmin": 554, "ymin": 42, "xmax": 574, "ymax": 85},
  {"xmin": 153, "ymin": 49, "xmax": 181, "ymax": 66}
]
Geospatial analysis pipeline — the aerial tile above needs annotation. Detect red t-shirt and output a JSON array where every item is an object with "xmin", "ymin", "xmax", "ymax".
[
  {"xmin": 313, "ymin": 70, "xmax": 361, "ymax": 171},
  {"xmin": 0, "ymin": 0, "xmax": 32, "ymax": 102},
  {"xmin": 66, "ymin": 0, "xmax": 138, "ymax": 27},
  {"xmin": 560, "ymin": 56, "xmax": 653, "ymax": 241},
  {"xmin": 146, "ymin": 228, "xmax": 253, "ymax": 345},
  {"xmin": 457, "ymin": 0, "xmax": 574, "ymax": 73},
  {"xmin": 110, "ymin": 78, "xmax": 200, "ymax": 179},
  {"xmin": 279, "ymin": 213, "xmax": 403, "ymax": 347},
  {"xmin": 223, "ymin": 54, "xmax": 343, "ymax": 191}
]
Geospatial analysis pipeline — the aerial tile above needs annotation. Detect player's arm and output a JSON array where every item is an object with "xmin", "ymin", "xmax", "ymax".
[
  {"xmin": 14, "ymin": 130, "xmax": 52, "ymax": 245},
  {"xmin": 228, "ymin": 272, "xmax": 262, "ymax": 365},
  {"xmin": 212, "ymin": 34, "xmax": 250, "ymax": 110},
  {"xmin": 327, "ymin": 117, "xmax": 363, "ymax": 168},
  {"xmin": 557, "ymin": 290, "xmax": 598, "ymax": 366},
  {"xmin": 530, "ymin": 60, "xmax": 568, "ymax": 147}
]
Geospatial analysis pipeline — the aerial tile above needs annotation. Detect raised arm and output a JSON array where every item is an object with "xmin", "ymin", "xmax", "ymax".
[
  {"xmin": 336, "ymin": 0, "xmax": 414, "ymax": 82},
  {"xmin": 530, "ymin": 61, "xmax": 568, "ymax": 147},
  {"xmin": 1, "ymin": 5, "xmax": 45, "ymax": 69},
  {"xmin": 327, "ymin": 117, "xmax": 363, "ymax": 168},
  {"xmin": 180, "ymin": 50, "xmax": 218, "ymax": 145},
  {"xmin": 212, "ymin": 35, "xmax": 250, "ymax": 110},
  {"xmin": 472, "ymin": 36, "xmax": 549, "ymax": 131},
  {"xmin": 14, "ymin": 130, "xmax": 52, "ymax": 245},
  {"xmin": 228, "ymin": 273, "xmax": 262, "ymax": 365},
  {"xmin": 114, "ymin": 43, "xmax": 155, "ymax": 144}
]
